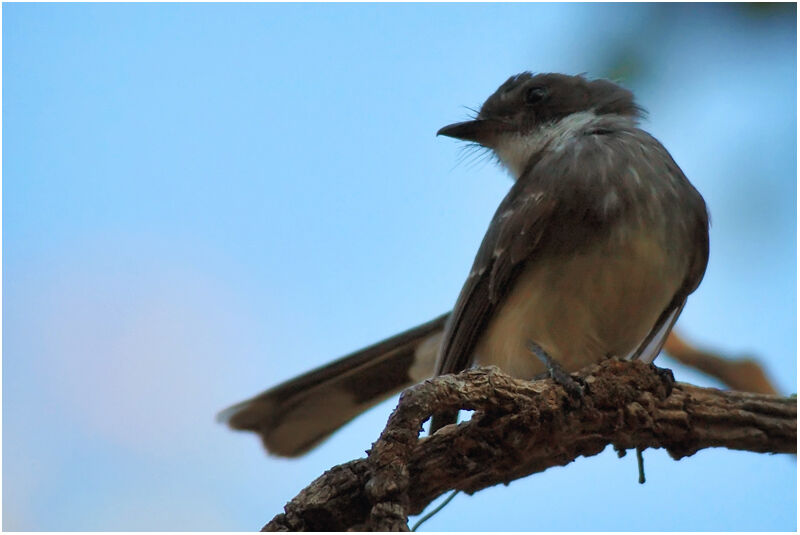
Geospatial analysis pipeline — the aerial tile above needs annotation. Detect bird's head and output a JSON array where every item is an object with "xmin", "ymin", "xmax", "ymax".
[{"xmin": 438, "ymin": 72, "xmax": 642, "ymax": 177}]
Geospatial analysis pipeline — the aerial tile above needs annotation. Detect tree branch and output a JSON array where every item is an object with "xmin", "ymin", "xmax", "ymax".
[
  {"xmin": 263, "ymin": 359, "xmax": 796, "ymax": 531},
  {"xmin": 664, "ymin": 330, "xmax": 779, "ymax": 394}
]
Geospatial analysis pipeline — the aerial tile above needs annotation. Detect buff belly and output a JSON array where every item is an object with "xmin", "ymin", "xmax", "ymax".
[{"xmin": 472, "ymin": 235, "xmax": 683, "ymax": 379}]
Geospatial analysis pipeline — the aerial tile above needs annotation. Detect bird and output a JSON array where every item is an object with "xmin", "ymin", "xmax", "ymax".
[{"xmin": 218, "ymin": 72, "xmax": 709, "ymax": 457}]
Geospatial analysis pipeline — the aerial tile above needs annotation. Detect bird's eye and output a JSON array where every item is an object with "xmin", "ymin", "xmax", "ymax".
[{"xmin": 525, "ymin": 86, "xmax": 547, "ymax": 104}]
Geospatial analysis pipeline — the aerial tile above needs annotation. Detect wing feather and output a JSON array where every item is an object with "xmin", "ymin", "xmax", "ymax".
[{"xmin": 434, "ymin": 168, "xmax": 558, "ymax": 379}]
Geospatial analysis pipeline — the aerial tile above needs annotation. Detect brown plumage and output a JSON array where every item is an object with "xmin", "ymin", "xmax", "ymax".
[
  {"xmin": 220, "ymin": 72, "xmax": 709, "ymax": 455},
  {"xmin": 431, "ymin": 72, "xmax": 708, "ymax": 431}
]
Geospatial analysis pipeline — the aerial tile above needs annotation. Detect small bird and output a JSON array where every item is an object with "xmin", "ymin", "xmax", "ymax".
[{"xmin": 219, "ymin": 72, "xmax": 709, "ymax": 457}]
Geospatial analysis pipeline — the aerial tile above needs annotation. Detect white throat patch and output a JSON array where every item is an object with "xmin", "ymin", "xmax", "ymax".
[{"xmin": 493, "ymin": 111, "xmax": 601, "ymax": 179}]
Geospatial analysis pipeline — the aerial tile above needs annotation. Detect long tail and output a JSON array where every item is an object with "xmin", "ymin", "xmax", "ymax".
[{"xmin": 217, "ymin": 313, "xmax": 449, "ymax": 457}]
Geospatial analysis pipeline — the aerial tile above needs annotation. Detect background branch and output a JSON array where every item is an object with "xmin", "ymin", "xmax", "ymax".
[
  {"xmin": 264, "ymin": 360, "xmax": 796, "ymax": 531},
  {"xmin": 664, "ymin": 331, "xmax": 779, "ymax": 394}
]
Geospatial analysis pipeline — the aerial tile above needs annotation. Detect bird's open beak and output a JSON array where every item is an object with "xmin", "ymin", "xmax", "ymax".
[{"xmin": 436, "ymin": 119, "xmax": 506, "ymax": 147}]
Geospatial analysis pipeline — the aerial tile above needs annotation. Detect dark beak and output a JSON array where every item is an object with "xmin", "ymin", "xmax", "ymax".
[{"xmin": 436, "ymin": 119, "xmax": 505, "ymax": 146}]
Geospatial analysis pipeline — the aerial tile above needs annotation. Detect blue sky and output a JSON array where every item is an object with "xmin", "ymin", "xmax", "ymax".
[{"xmin": 3, "ymin": 3, "xmax": 796, "ymax": 531}]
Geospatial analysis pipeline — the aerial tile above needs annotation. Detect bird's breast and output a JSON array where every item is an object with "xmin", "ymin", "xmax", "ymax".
[{"xmin": 472, "ymin": 229, "xmax": 684, "ymax": 378}]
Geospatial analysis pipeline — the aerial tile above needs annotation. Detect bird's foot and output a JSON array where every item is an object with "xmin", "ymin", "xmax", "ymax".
[
  {"xmin": 527, "ymin": 341, "xmax": 584, "ymax": 399},
  {"xmin": 648, "ymin": 362, "xmax": 675, "ymax": 397}
]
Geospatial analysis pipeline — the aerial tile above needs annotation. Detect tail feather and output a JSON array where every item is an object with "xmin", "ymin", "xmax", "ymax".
[{"xmin": 218, "ymin": 313, "xmax": 448, "ymax": 457}]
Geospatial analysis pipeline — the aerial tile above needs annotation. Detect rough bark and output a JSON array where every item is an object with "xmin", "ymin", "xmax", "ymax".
[{"xmin": 263, "ymin": 359, "xmax": 796, "ymax": 532}]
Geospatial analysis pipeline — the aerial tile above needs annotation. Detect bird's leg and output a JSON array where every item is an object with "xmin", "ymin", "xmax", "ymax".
[{"xmin": 527, "ymin": 341, "xmax": 584, "ymax": 398}]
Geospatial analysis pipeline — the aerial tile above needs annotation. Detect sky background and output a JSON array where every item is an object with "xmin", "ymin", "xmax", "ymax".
[{"xmin": 3, "ymin": 3, "xmax": 796, "ymax": 531}]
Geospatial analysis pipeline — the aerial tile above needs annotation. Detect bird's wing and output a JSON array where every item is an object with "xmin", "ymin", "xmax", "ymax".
[
  {"xmin": 632, "ymin": 140, "xmax": 710, "ymax": 363},
  {"xmin": 433, "ymin": 151, "xmax": 564, "ymax": 379}
]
